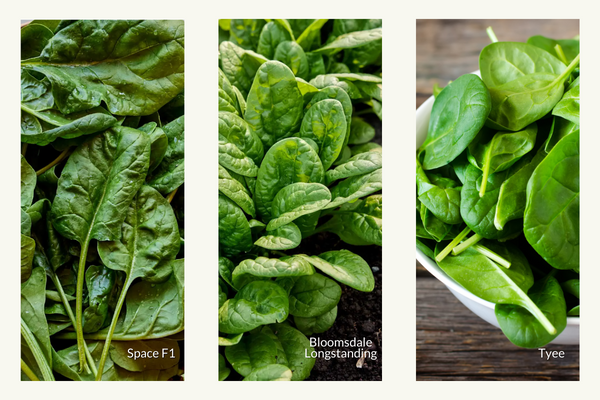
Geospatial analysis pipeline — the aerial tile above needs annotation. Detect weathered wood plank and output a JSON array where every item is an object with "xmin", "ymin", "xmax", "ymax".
[{"xmin": 416, "ymin": 278, "xmax": 579, "ymax": 381}]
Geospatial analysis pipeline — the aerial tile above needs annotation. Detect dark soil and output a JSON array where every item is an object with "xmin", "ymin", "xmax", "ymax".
[{"xmin": 299, "ymin": 233, "xmax": 382, "ymax": 381}]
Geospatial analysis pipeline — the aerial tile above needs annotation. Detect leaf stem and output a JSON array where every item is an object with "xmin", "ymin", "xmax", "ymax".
[
  {"xmin": 21, "ymin": 318, "xmax": 54, "ymax": 381},
  {"xmin": 554, "ymin": 44, "xmax": 569, "ymax": 65},
  {"xmin": 75, "ymin": 240, "xmax": 90, "ymax": 373},
  {"xmin": 486, "ymin": 27, "xmax": 499, "ymax": 43},
  {"xmin": 473, "ymin": 244, "xmax": 511, "ymax": 268},
  {"xmin": 21, "ymin": 358, "xmax": 40, "ymax": 381},
  {"xmin": 435, "ymin": 226, "xmax": 471, "ymax": 262},
  {"xmin": 522, "ymin": 295, "xmax": 557, "ymax": 335},
  {"xmin": 22, "ymin": 143, "xmax": 28, "ymax": 156},
  {"xmin": 95, "ymin": 275, "xmax": 133, "ymax": 380},
  {"xmin": 452, "ymin": 233, "xmax": 483, "ymax": 255},
  {"xmin": 479, "ymin": 151, "xmax": 492, "ymax": 197},
  {"xmin": 166, "ymin": 187, "xmax": 179, "ymax": 203},
  {"xmin": 554, "ymin": 53, "xmax": 580, "ymax": 85},
  {"xmin": 50, "ymin": 272, "xmax": 96, "ymax": 375},
  {"xmin": 36, "ymin": 147, "xmax": 72, "ymax": 176}
]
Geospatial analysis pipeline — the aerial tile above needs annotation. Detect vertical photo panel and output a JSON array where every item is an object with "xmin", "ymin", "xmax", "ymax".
[
  {"xmin": 20, "ymin": 20, "xmax": 185, "ymax": 381},
  {"xmin": 218, "ymin": 19, "xmax": 382, "ymax": 381},
  {"xmin": 416, "ymin": 19, "xmax": 579, "ymax": 381}
]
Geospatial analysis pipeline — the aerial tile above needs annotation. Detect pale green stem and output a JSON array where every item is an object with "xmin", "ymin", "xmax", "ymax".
[
  {"xmin": 452, "ymin": 233, "xmax": 483, "ymax": 255},
  {"xmin": 554, "ymin": 54, "xmax": 580, "ymax": 84},
  {"xmin": 479, "ymin": 149, "xmax": 493, "ymax": 197},
  {"xmin": 486, "ymin": 27, "xmax": 499, "ymax": 43},
  {"xmin": 50, "ymin": 273, "xmax": 96, "ymax": 376},
  {"xmin": 554, "ymin": 44, "xmax": 569, "ymax": 65},
  {"xmin": 21, "ymin": 358, "xmax": 39, "ymax": 381},
  {"xmin": 21, "ymin": 318, "xmax": 54, "ymax": 381},
  {"xmin": 473, "ymin": 244, "xmax": 511, "ymax": 268},
  {"xmin": 36, "ymin": 147, "xmax": 72, "ymax": 176},
  {"xmin": 95, "ymin": 275, "xmax": 133, "ymax": 381},
  {"xmin": 435, "ymin": 227, "xmax": 471, "ymax": 263},
  {"xmin": 75, "ymin": 240, "xmax": 90, "ymax": 373}
]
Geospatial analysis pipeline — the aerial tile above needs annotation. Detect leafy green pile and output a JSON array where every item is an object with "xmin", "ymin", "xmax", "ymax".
[
  {"xmin": 20, "ymin": 20, "xmax": 185, "ymax": 381},
  {"xmin": 417, "ymin": 29, "xmax": 580, "ymax": 349},
  {"xmin": 218, "ymin": 19, "xmax": 382, "ymax": 381}
]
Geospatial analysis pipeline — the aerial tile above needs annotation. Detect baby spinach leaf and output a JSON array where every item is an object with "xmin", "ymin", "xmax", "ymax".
[
  {"xmin": 326, "ymin": 151, "xmax": 382, "ymax": 184},
  {"xmin": 468, "ymin": 123, "xmax": 537, "ymax": 195},
  {"xmin": 496, "ymin": 274, "xmax": 567, "ymax": 348},
  {"xmin": 255, "ymin": 137, "xmax": 325, "ymax": 220},
  {"xmin": 303, "ymin": 250, "xmax": 375, "ymax": 292},
  {"xmin": 244, "ymin": 61, "xmax": 304, "ymax": 148},
  {"xmin": 480, "ymin": 42, "xmax": 565, "ymax": 89},
  {"xmin": 274, "ymin": 41, "xmax": 309, "ymax": 80},
  {"xmin": 419, "ymin": 74, "xmax": 491, "ymax": 170},
  {"xmin": 257, "ymin": 21, "xmax": 292, "ymax": 59},
  {"xmin": 299, "ymin": 99, "xmax": 347, "ymax": 170},
  {"xmin": 267, "ymin": 182, "xmax": 331, "ymax": 231},
  {"xmin": 317, "ymin": 195, "xmax": 382, "ymax": 246},
  {"xmin": 220, "ymin": 41, "xmax": 268, "ymax": 97},
  {"xmin": 219, "ymin": 165, "xmax": 256, "ymax": 217},
  {"xmin": 225, "ymin": 330, "xmax": 288, "ymax": 377},
  {"xmin": 219, "ymin": 195, "xmax": 253, "ymax": 255},
  {"xmin": 546, "ymin": 116, "xmax": 579, "ymax": 153},
  {"xmin": 219, "ymin": 111, "xmax": 263, "ymax": 168},
  {"xmin": 524, "ymin": 130, "xmax": 579, "ymax": 270},
  {"xmin": 307, "ymin": 85, "xmax": 353, "ymax": 143},
  {"xmin": 325, "ymin": 168, "xmax": 382, "ymax": 209},
  {"xmin": 232, "ymin": 256, "xmax": 315, "ymax": 289},
  {"xmin": 288, "ymin": 273, "xmax": 341, "ymax": 317},
  {"xmin": 417, "ymin": 158, "xmax": 462, "ymax": 225},
  {"xmin": 435, "ymin": 242, "xmax": 556, "ymax": 334},
  {"xmin": 552, "ymin": 77, "xmax": 579, "ymax": 125},
  {"xmin": 255, "ymin": 222, "xmax": 302, "ymax": 250},
  {"xmin": 495, "ymin": 146, "xmax": 546, "ymax": 230},
  {"xmin": 460, "ymin": 164, "xmax": 522, "ymax": 239},
  {"xmin": 219, "ymin": 281, "xmax": 289, "ymax": 334}
]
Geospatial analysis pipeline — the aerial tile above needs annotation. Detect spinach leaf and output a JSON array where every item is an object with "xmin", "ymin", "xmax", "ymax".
[
  {"xmin": 419, "ymin": 74, "xmax": 491, "ymax": 170},
  {"xmin": 24, "ymin": 20, "xmax": 185, "ymax": 115},
  {"xmin": 496, "ymin": 274, "xmax": 567, "ymax": 348},
  {"xmin": 524, "ymin": 130, "xmax": 579, "ymax": 270},
  {"xmin": 244, "ymin": 61, "xmax": 304, "ymax": 148}
]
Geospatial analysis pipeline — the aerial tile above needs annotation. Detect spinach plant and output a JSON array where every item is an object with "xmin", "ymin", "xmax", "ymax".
[
  {"xmin": 219, "ymin": 19, "xmax": 382, "ymax": 381},
  {"xmin": 417, "ymin": 28, "xmax": 579, "ymax": 349},
  {"xmin": 20, "ymin": 20, "xmax": 185, "ymax": 381}
]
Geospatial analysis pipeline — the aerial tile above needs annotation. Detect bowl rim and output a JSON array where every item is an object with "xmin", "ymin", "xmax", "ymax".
[{"xmin": 416, "ymin": 80, "xmax": 580, "ymax": 326}]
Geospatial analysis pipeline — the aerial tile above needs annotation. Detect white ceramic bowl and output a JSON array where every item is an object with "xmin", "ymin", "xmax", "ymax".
[{"xmin": 416, "ymin": 79, "xmax": 580, "ymax": 345}]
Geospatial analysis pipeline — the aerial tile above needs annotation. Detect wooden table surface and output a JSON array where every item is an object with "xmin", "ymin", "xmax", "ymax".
[{"xmin": 416, "ymin": 19, "xmax": 580, "ymax": 381}]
